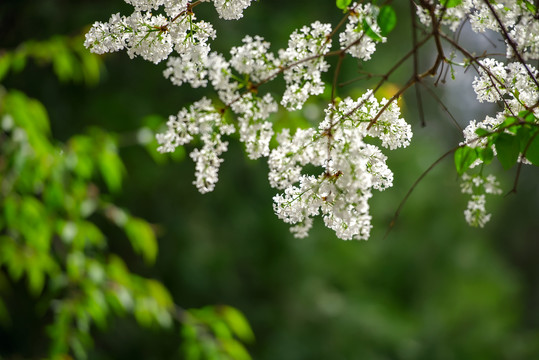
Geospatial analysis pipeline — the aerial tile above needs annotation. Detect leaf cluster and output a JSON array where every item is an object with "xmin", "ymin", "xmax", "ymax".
[{"xmin": 455, "ymin": 111, "xmax": 539, "ymax": 175}]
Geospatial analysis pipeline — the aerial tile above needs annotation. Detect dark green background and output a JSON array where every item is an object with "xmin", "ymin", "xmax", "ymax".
[{"xmin": 2, "ymin": 0, "xmax": 539, "ymax": 359}]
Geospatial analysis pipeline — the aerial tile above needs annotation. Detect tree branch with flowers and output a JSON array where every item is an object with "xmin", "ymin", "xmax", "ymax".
[{"xmin": 85, "ymin": 0, "xmax": 539, "ymax": 240}]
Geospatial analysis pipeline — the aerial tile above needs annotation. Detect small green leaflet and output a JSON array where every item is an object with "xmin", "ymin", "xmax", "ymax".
[
  {"xmin": 475, "ymin": 128, "xmax": 490, "ymax": 137},
  {"xmin": 377, "ymin": 6, "xmax": 397, "ymax": 36},
  {"xmin": 336, "ymin": 0, "xmax": 352, "ymax": 10},
  {"xmin": 442, "ymin": 0, "xmax": 463, "ymax": 8},
  {"xmin": 362, "ymin": 20, "xmax": 384, "ymax": 42},
  {"xmin": 454, "ymin": 146, "xmax": 478, "ymax": 175},
  {"xmin": 521, "ymin": 0, "xmax": 537, "ymax": 14}
]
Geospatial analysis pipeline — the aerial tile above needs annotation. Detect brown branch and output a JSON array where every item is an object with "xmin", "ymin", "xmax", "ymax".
[
  {"xmin": 384, "ymin": 146, "xmax": 457, "ymax": 239},
  {"xmin": 410, "ymin": 0, "xmax": 426, "ymax": 127},
  {"xmin": 419, "ymin": 81, "xmax": 463, "ymax": 132}
]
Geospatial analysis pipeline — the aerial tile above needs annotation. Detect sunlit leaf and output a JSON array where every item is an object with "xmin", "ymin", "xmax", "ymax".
[
  {"xmin": 146, "ymin": 279, "xmax": 173, "ymax": 308},
  {"xmin": 442, "ymin": 0, "xmax": 463, "ymax": 8},
  {"xmin": 98, "ymin": 141, "xmax": 124, "ymax": 193},
  {"xmin": 336, "ymin": 0, "xmax": 352, "ymax": 10},
  {"xmin": 220, "ymin": 338, "xmax": 252, "ymax": 360},
  {"xmin": 52, "ymin": 46, "xmax": 77, "ymax": 83},
  {"xmin": 67, "ymin": 252, "xmax": 85, "ymax": 281},
  {"xmin": 125, "ymin": 217, "xmax": 158, "ymax": 264},
  {"xmin": 27, "ymin": 264, "xmax": 46, "ymax": 296},
  {"xmin": 220, "ymin": 306, "xmax": 255, "ymax": 343},
  {"xmin": 20, "ymin": 196, "xmax": 51, "ymax": 251},
  {"xmin": 211, "ymin": 320, "xmax": 233, "ymax": 339},
  {"xmin": 523, "ymin": 0, "xmax": 537, "ymax": 14},
  {"xmin": 80, "ymin": 50, "xmax": 102, "ymax": 86}
]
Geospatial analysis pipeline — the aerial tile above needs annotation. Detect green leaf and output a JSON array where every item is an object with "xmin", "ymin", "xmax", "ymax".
[
  {"xmin": 495, "ymin": 133, "xmax": 520, "ymax": 169},
  {"xmin": 0, "ymin": 53, "xmax": 11, "ymax": 82},
  {"xmin": 220, "ymin": 338, "xmax": 252, "ymax": 360},
  {"xmin": 377, "ymin": 6, "xmax": 397, "ymax": 36},
  {"xmin": 3, "ymin": 196, "xmax": 17, "ymax": 229},
  {"xmin": 73, "ymin": 221, "xmax": 105, "ymax": 249},
  {"xmin": 477, "ymin": 146, "xmax": 494, "ymax": 165},
  {"xmin": 336, "ymin": 0, "xmax": 352, "ymax": 10},
  {"xmin": 523, "ymin": 0, "xmax": 537, "ymax": 14},
  {"xmin": 80, "ymin": 50, "xmax": 102, "ymax": 86},
  {"xmin": 524, "ymin": 133, "xmax": 539, "ymax": 166},
  {"xmin": 475, "ymin": 128, "xmax": 490, "ymax": 137},
  {"xmin": 498, "ymin": 115, "xmax": 519, "ymax": 132},
  {"xmin": 51, "ymin": 38, "xmax": 78, "ymax": 83},
  {"xmin": 26, "ymin": 97, "xmax": 51, "ymax": 134},
  {"xmin": 454, "ymin": 146, "xmax": 478, "ymax": 175},
  {"xmin": 220, "ymin": 306, "xmax": 255, "ymax": 343},
  {"xmin": 362, "ymin": 20, "xmax": 384, "ymax": 42},
  {"xmin": 516, "ymin": 126, "xmax": 533, "ymax": 153},
  {"xmin": 98, "ymin": 141, "xmax": 124, "ymax": 193},
  {"xmin": 11, "ymin": 50, "xmax": 27, "ymax": 73},
  {"xmin": 146, "ymin": 279, "xmax": 173, "ymax": 308},
  {"xmin": 442, "ymin": 0, "xmax": 463, "ymax": 8},
  {"xmin": 125, "ymin": 217, "xmax": 158, "ymax": 264},
  {"xmin": 518, "ymin": 110, "xmax": 537, "ymax": 123},
  {"xmin": 27, "ymin": 265, "xmax": 46, "ymax": 296},
  {"xmin": 20, "ymin": 196, "xmax": 51, "ymax": 251}
]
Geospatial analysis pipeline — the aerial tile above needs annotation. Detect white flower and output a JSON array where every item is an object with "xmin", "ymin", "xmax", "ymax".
[
  {"xmin": 212, "ymin": 0, "xmax": 254, "ymax": 20},
  {"xmin": 230, "ymin": 35, "xmax": 278, "ymax": 83},
  {"xmin": 464, "ymin": 194, "xmax": 491, "ymax": 227},
  {"xmin": 278, "ymin": 21, "xmax": 332, "ymax": 110},
  {"xmin": 339, "ymin": 3, "xmax": 385, "ymax": 61},
  {"xmin": 156, "ymin": 98, "xmax": 235, "ymax": 193},
  {"xmin": 472, "ymin": 58, "xmax": 508, "ymax": 103},
  {"xmin": 270, "ymin": 91, "xmax": 411, "ymax": 240}
]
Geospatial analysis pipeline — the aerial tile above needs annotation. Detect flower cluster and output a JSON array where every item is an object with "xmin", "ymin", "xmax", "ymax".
[
  {"xmin": 461, "ymin": 59, "xmax": 539, "ymax": 170},
  {"xmin": 156, "ymin": 98, "xmax": 234, "ymax": 193},
  {"xmin": 86, "ymin": 0, "xmax": 420, "ymax": 240},
  {"xmin": 472, "ymin": 59, "xmax": 539, "ymax": 112},
  {"xmin": 85, "ymin": 0, "xmax": 417, "ymax": 240},
  {"xmin": 464, "ymin": 195, "xmax": 491, "ymax": 228},
  {"xmin": 84, "ymin": 0, "xmax": 248, "ymax": 64},
  {"xmin": 415, "ymin": 1, "xmax": 539, "ymax": 226},
  {"xmin": 210, "ymin": 0, "xmax": 254, "ymax": 20},
  {"xmin": 270, "ymin": 91, "xmax": 411, "ymax": 240},
  {"xmin": 460, "ymin": 173, "xmax": 502, "ymax": 227},
  {"xmin": 278, "ymin": 21, "xmax": 333, "ymax": 111},
  {"xmin": 339, "ymin": 3, "xmax": 386, "ymax": 61},
  {"xmin": 417, "ymin": 0, "xmax": 539, "ymax": 59}
]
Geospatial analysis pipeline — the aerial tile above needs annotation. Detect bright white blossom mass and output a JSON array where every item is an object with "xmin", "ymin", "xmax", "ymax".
[{"xmin": 86, "ymin": 0, "xmax": 539, "ymax": 239}]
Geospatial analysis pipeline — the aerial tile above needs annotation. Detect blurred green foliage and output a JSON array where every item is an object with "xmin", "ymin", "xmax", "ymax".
[
  {"xmin": 1, "ymin": 1, "xmax": 539, "ymax": 360},
  {"xmin": 0, "ymin": 33, "xmax": 253, "ymax": 359}
]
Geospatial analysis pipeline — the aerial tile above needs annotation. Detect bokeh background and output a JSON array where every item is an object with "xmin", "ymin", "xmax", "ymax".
[{"xmin": 2, "ymin": 0, "xmax": 539, "ymax": 359}]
